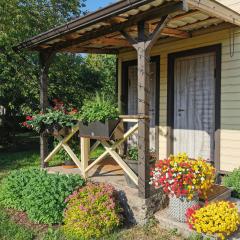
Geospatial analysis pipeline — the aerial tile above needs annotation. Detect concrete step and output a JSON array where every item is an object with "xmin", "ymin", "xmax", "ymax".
[{"xmin": 154, "ymin": 185, "xmax": 236, "ymax": 239}]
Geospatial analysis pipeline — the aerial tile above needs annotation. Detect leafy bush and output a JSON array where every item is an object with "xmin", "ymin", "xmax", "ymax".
[
  {"xmin": 63, "ymin": 182, "xmax": 122, "ymax": 239},
  {"xmin": 0, "ymin": 168, "xmax": 84, "ymax": 224},
  {"xmin": 223, "ymin": 168, "xmax": 240, "ymax": 198},
  {"xmin": 79, "ymin": 94, "xmax": 119, "ymax": 123}
]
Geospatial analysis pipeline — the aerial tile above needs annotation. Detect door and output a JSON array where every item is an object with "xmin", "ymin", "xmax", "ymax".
[
  {"xmin": 173, "ymin": 52, "xmax": 216, "ymax": 161},
  {"xmin": 127, "ymin": 61, "xmax": 158, "ymax": 151}
]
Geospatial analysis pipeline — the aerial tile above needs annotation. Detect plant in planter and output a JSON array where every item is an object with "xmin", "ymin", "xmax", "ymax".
[
  {"xmin": 124, "ymin": 147, "xmax": 156, "ymax": 188},
  {"xmin": 22, "ymin": 99, "xmax": 78, "ymax": 135},
  {"xmin": 186, "ymin": 201, "xmax": 240, "ymax": 240},
  {"xmin": 79, "ymin": 94, "xmax": 120, "ymax": 140},
  {"xmin": 150, "ymin": 153, "xmax": 215, "ymax": 222}
]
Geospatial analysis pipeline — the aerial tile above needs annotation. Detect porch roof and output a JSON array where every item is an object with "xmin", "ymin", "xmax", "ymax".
[{"xmin": 15, "ymin": 0, "xmax": 240, "ymax": 54}]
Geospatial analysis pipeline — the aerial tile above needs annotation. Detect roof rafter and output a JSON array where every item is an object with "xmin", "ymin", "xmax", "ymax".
[{"xmin": 46, "ymin": 2, "xmax": 185, "ymax": 52}]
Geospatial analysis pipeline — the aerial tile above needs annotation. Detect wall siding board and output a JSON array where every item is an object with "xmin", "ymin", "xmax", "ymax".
[
  {"xmin": 119, "ymin": 26, "xmax": 240, "ymax": 172},
  {"xmin": 217, "ymin": 0, "xmax": 240, "ymax": 13}
]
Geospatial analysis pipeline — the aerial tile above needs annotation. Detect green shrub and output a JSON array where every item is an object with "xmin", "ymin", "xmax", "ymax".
[
  {"xmin": 79, "ymin": 94, "xmax": 119, "ymax": 123},
  {"xmin": 0, "ymin": 168, "xmax": 84, "ymax": 224},
  {"xmin": 223, "ymin": 168, "xmax": 240, "ymax": 198},
  {"xmin": 63, "ymin": 182, "xmax": 122, "ymax": 239}
]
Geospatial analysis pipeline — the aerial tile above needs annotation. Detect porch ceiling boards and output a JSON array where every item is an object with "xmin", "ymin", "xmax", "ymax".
[{"xmin": 15, "ymin": 0, "xmax": 240, "ymax": 54}]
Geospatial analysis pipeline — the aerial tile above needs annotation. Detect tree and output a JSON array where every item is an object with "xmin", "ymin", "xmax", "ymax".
[
  {"xmin": 85, "ymin": 54, "xmax": 117, "ymax": 103},
  {"xmin": 0, "ymin": 0, "xmax": 87, "ymax": 115}
]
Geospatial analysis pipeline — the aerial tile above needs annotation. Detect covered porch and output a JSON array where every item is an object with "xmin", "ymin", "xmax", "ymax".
[{"xmin": 16, "ymin": 0, "xmax": 240, "ymax": 200}]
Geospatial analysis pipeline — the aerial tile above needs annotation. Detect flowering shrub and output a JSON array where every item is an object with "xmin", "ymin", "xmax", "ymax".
[
  {"xmin": 63, "ymin": 182, "xmax": 122, "ymax": 239},
  {"xmin": 150, "ymin": 153, "xmax": 215, "ymax": 199},
  {"xmin": 186, "ymin": 201, "xmax": 240, "ymax": 240},
  {"xmin": 22, "ymin": 99, "xmax": 79, "ymax": 133}
]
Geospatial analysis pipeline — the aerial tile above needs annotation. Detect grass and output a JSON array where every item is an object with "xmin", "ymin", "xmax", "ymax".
[
  {"xmin": 0, "ymin": 210, "xmax": 34, "ymax": 240},
  {"xmin": 0, "ymin": 150, "xmax": 40, "ymax": 181}
]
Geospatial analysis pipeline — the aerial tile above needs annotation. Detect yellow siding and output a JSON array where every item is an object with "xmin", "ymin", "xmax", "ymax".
[
  {"xmin": 118, "ymin": 26, "xmax": 240, "ymax": 172},
  {"xmin": 217, "ymin": 0, "xmax": 240, "ymax": 13}
]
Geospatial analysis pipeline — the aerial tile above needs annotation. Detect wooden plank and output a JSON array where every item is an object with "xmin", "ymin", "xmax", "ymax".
[
  {"xmin": 85, "ymin": 123, "xmax": 139, "ymax": 173},
  {"xmin": 187, "ymin": 0, "xmax": 240, "ymax": 26},
  {"xmin": 81, "ymin": 137, "xmax": 90, "ymax": 178},
  {"xmin": 44, "ymin": 125, "xmax": 79, "ymax": 163},
  {"xmin": 62, "ymin": 143, "xmax": 82, "ymax": 172},
  {"xmin": 161, "ymin": 27, "xmax": 190, "ymax": 38},
  {"xmin": 102, "ymin": 141, "xmax": 138, "ymax": 185},
  {"xmin": 146, "ymin": 15, "xmax": 172, "ymax": 51},
  {"xmin": 90, "ymin": 140, "xmax": 100, "ymax": 153}
]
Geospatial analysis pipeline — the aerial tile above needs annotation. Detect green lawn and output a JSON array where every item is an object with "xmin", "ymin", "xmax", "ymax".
[{"xmin": 0, "ymin": 150, "xmax": 40, "ymax": 181}]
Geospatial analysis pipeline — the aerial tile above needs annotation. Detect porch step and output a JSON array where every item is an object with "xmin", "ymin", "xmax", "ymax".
[
  {"xmin": 154, "ymin": 185, "xmax": 233, "ymax": 239},
  {"xmin": 154, "ymin": 208, "xmax": 240, "ymax": 239}
]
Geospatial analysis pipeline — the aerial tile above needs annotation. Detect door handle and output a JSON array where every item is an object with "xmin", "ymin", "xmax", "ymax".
[{"xmin": 178, "ymin": 109, "xmax": 185, "ymax": 112}]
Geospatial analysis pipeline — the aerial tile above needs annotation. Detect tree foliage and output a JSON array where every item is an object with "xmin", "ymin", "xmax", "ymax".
[{"xmin": 0, "ymin": 0, "xmax": 116, "ymax": 117}]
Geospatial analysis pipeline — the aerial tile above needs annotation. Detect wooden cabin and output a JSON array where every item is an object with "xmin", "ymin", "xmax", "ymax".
[{"xmin": 16, "ymin": 0, "xmax": 240, "ymax": 198}]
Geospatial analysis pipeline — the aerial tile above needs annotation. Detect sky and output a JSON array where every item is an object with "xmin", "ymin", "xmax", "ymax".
[{"xmin": 86, "ymin": 0, "xmax": 117, "ymax": 12}]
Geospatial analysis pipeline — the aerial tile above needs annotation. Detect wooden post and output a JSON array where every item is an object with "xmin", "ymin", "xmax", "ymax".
[
  {"xmin": 121, "ymin": 16, "xmax": 171, "ymax": 198},
  {"xmin": 39, "ymin": 50, "xmax": 54, "ymax": 168},
  {"xmin": 136, "ymin": 22, "xmax": 151, "ymax": 199},
  {"xmin": 81, "ymin": 137, "xmax": 90, "ymax": 178}
]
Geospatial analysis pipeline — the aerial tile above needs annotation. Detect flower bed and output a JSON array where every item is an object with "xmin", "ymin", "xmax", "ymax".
[{"xmin": 186, "ymin": 201, "xmax": 240, "ymax": 240}]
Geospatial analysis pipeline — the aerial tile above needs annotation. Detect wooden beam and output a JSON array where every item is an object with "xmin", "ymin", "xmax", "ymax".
[
  {"xmin": 81, "ymin": 137, "xmax": 90, "ymax": 179},
  {"xmin": 60, "ymin": 46, "xmax": 119, "ymax": 54},
  {"xmin": 39, "ymin": 50, "xmax": 54, "ymax": 168},
  {"xmin": 89, "ymin": 37, "xmax": 130, "ymax": 47},
  {"xmin": 48, "ymin": 2, "xmax": 184, "ymax": 51},
  {"xmin": 161, "ymin": 27, "xmax": 190, "ymax": 38},
  {"xmin": 146, "ymin": 15, "xmax": 171, "ymax": 51},
  {"xmin": 102, "ymin": 141, "xmax": 138, "ymax": 186},
  {"xmin": 187, "ymin": 0, "xmax": 240, "ymax": 27},
  {"xmin": 179, "ymin": 17, "xmax": 222, "ymax": 31},
  {"xmin": 136, "ymin": 40, "xmax": 151, "ymax": 198},
  {"xmin": 44, "ymin": 125, "xmax": 79, "ymax": 163},
  {"xmin": 62, "ymin": 143, "xmax": 82, "ymax": 172}
]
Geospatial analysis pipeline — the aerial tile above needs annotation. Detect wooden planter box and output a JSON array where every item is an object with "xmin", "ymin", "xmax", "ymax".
[{"xmin": 79, "ymin": 119, "xmax": 120, "ymax": 140}]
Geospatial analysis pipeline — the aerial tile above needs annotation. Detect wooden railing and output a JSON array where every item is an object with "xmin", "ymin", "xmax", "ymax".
[{"xmin": 44, "ymin": 115, "xmax": 140, "ymax": 186}]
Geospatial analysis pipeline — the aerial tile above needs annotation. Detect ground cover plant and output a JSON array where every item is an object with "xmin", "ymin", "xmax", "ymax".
[
  {"xmin": 63, "ymin": 182, "xmax": 122, "ymax": 239},
  {"xmin": 223, "ymin": 168, "xmax": 240, "ymax": 198},
  {"xmin": 0, "ymin": 168, "xmax": 85, "ymax": 224}
]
